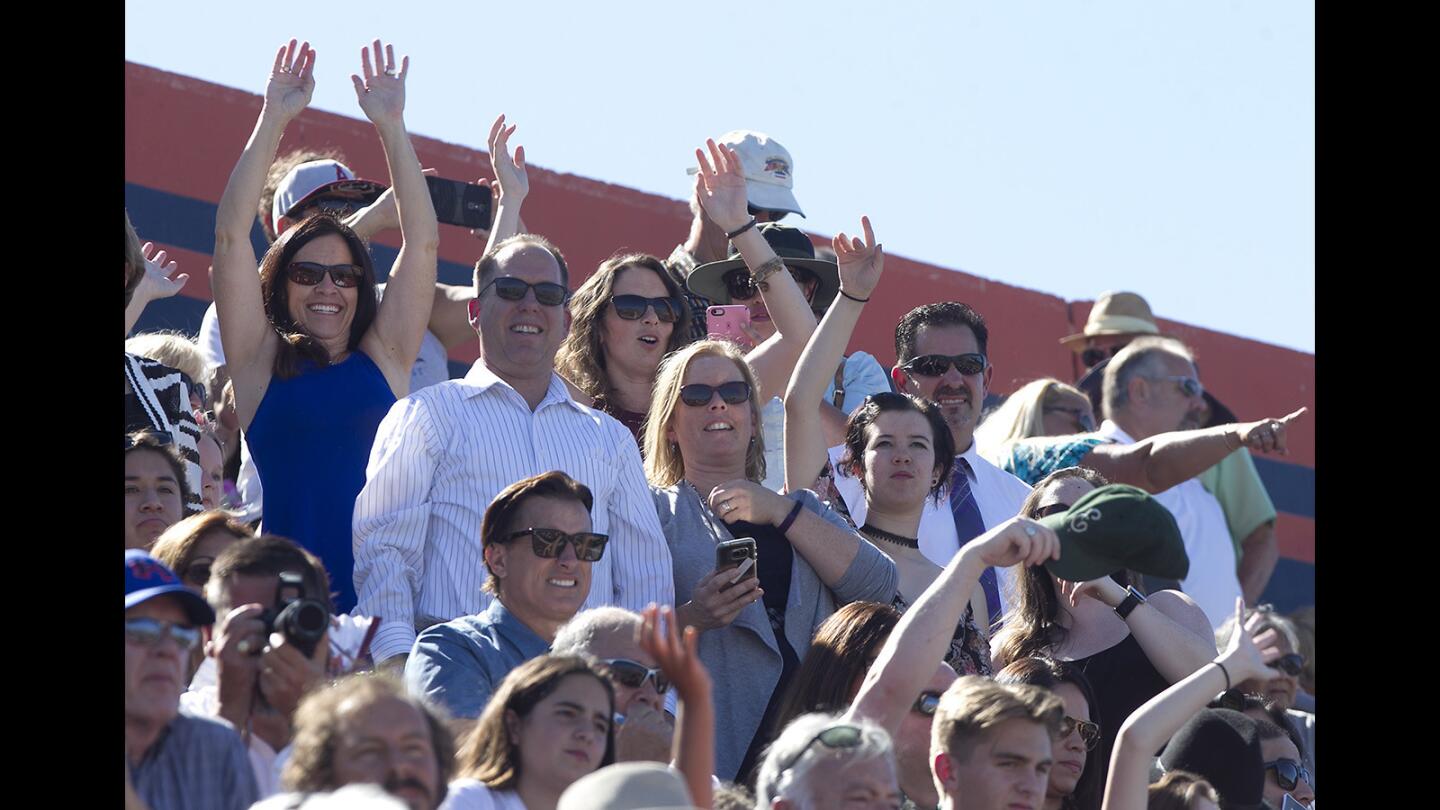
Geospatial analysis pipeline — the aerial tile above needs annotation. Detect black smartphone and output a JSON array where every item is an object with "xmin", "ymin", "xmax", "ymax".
[
  {"xmin": 426, "ymin": 175, "xmax": 493, "ymax": 229},
  {"xmin": 715, "ymin": 537, "xmax": 757, "ymax": 586}
]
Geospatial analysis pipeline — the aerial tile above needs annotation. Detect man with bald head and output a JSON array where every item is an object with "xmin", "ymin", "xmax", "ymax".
[{"xmin": 354, "ymin": 234, "xmax": 674, "ymax": 666}]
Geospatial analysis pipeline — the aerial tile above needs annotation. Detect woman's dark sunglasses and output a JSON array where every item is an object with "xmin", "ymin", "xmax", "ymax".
[
  {"xmin": 181, "ymin": 556, "xmax": 216, "ymax": 589},
  {"xmin": 722, "ymin": 266, "xmax": 816, "ymax": 301},
  {"xmin": 902, "ymin": 353, "xmax": 988, "ymax": 377},
  {"xmin": 287, "ymin": 261, "xmax": 364, "ymax": 288},
  {"xmin": 611, "ymin": 294, "xmax": 680, "ymax": 323},
  {"xmin": 1272, "ymin": 653, "xmax": 1305, "ymax": 677},
  {"xmin": 480, "ymin": 276, "xmax": 569, "ymax": 306},
  {"xmin": 1265, "ymin": 759, "xmax": 1312, "ymax": 791},
  {"xmin": 912, "ymin": 691, "xmax": 942, "ymax": 717},
  {"xmin": 1056, "ymin": 715, "xmax": 1101, "ymax": 751},
  {"xmin": 600, "ymin": 658, "xmax": 671, "ymax": 694},
  {"xmin": 679, "ymin": 381, "xmax": 752, "ymax": 407},
  {"xmin": 1044, "ymin": 405, "xmax": 1096, "ymax": 432},
  {"xmin": 777, "ymin": 724, "xmax": 864, "ymax": 775},
  {"xmin": 501, "ymin": 528, "xmax": 609, "ymax": 562}
]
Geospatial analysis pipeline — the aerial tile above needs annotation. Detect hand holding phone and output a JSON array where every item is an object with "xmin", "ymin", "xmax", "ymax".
[
  {"xmin": 706, "ymin": 305, "xmax": 752, "ymax": 347},
  {"xmin": 426, "ymin": 175, "xmax": 493, "ymax": 230},
  {"xmin": 715, "ymin": 537, "xmax": 758, "ymax": 587}
]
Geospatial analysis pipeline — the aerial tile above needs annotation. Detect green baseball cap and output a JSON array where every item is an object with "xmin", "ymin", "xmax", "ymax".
[{"xmin": 1036, "ymin": 484, "xmax": 1189, "ymax": 582}]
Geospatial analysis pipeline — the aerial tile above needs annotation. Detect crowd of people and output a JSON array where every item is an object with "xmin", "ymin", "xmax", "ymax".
[{"xmin": 124, "ymin": 38, "xmax": 1315, "ymax": 810}]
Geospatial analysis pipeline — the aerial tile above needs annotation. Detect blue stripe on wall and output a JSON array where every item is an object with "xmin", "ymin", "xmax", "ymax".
[
  {"xmin": 1252, "ymin": 457, "xmax": 1315, "ymax": 519},
  {"xmin": 1258, "ymin": 557, "xmax": 1314, "ymax": 613},
  {"xmin": 125, "ymin": 183, "xmax": 475, "ymax": 286}
]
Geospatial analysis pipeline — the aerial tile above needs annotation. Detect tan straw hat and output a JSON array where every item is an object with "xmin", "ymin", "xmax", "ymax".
[{"xmin": 1059, "ymin": 291, "xmax": 1163, "ymax": 351}]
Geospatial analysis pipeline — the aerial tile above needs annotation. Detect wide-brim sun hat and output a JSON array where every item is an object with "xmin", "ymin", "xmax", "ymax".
[
  {"xmin": 1059, "ymin": 291, "xmax": 1165, "ymax": 351},
  {"xmin": 687, "ymin": 222, "xmax": 839, "ymax": 309}
]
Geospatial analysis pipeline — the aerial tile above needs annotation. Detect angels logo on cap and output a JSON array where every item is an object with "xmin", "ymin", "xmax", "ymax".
[{"xmin": 763, "ymin": 157, "xmax": 791, "ymax": 179}]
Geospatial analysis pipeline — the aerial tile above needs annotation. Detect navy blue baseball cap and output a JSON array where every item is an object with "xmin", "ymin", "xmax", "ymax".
[{"xmin": 125, "ymin": 549, "xmax": 216, "ymax": 625}]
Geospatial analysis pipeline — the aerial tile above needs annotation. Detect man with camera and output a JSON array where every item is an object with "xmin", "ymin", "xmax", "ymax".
[{"xmin": 183, "ymin": 535, "xmax": 333, "ymax": 797}]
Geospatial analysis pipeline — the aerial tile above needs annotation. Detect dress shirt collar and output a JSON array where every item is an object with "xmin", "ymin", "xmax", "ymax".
[
  {"xmin": 1097, "ymin": 419, "xmax": 1136, "ymax": 444},
  {"xmin": 461, "ymin": 361, "xmax": 586, "ymax": 414},
  {"xmin": 955, "ymin": 440, "xmax": 982, "ymax": 482},
  {"xmin": 487, "ymin": 599, "xmax": 552, "ymax": 653}
]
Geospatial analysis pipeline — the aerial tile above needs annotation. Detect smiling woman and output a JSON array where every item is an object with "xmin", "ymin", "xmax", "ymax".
[{"xmin": 209, "ymin": 39, "xmax": 438, "ymax": 612}]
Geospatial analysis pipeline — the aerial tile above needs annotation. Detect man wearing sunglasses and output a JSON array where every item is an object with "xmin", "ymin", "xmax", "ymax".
[
  {"xmin": 356, "ymin": 236, "xmax": 673, "ymax": 668},
  {"xmin": 553, "ymin": 607, "xmax": 679, "ymax": 764},
  {"xmin": 405, "ymin": 472, "xmax": 607, "ymax": 731},
  {"xmin": 755, "ymin": 714, "xmax": 902, "ymax": 810},
  {"xmin": 125, "ymin": 550, "xmax": 259, "ymax": 810},
  {"xmin": 1061, "ymin": 290, "xmax": 1288, "ymax": 610}
]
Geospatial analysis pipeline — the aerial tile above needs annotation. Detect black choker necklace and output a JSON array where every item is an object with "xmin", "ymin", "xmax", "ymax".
[{"xmin": 860, "ymin": 523, "xmax": 919, "ymax": 549}]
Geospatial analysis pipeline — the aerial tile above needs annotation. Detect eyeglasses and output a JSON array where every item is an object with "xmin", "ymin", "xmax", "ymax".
[
  {"xmin": 912, "ymin": 691, "xmax": 942, "ymax": 717},
  {"xmin": 600, "ymin": 658, "xmax": 671, "ymax": 694},
  {"xmin": 721, "ymin": 266, "xmax": 816, "ymax": 302},
  {"xmin": 501, "ymin": 528, "xmax": 609, "ymax": 562},
  {"xmin": 1272, "ymin": 653, "xmax": 1306, "ymax": 677},
  {"xmin": 1264, "ymin": 759, "xmax": 1312, "ymax": 792},
  {"xmin": 125, "ymin": 617, "xmax": 202, "ymax": 651},
  {"xmin": 1080, "ymin": 345, "xmax": 1123, "ymax": 369},
  {"xmin": 776, "ymin": 724, "xmax": 865, "ymax": 775},
  {"xmin": 611, "ymin": 294, "xmax": 680, "ymax": 323},
  {"xmin": 1056, "ymin": 715, "xmax": 1101, "ymax": 751},
  {"xmin": 124, "ymin": 430, "xmax": 174, "ymax": 450},
  {"xmin": 902, "ymin": 353, "xmax": 988, "ymax": 377},
  {"xmin": 480, "ymin": 276, "xmax": 569, "ymax": 306},
  {"xmin": 1144, "ymin": 375, "xmax": 1204, "ymax": 400},
  {"xmin": 1044, "ymin": 405, "xmax": 1096, "ymax": 432},
  {"xmin": 287, "ymin": 261, "xmax": 364, "ymax": 288},
  {"xmin": 679, "ymin": 381, "xmax": 752, "ymax": 407},
  {"xmin": 181, "ymin": 557, "xmax": 216, "ymax": 589},
  {"xmin": 1031, "ymin": 502, "xmax": 1070, "ymax": 519}
]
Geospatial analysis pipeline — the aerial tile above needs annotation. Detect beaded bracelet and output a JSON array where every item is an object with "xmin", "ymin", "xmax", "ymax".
[{"xmin": 751, "ymin": 256, "xmax": 786, "ymax": 286}]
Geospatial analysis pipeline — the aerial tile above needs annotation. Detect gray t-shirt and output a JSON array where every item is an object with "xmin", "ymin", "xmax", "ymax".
[{"xmin": 130, "ymin": 712, "xmax": 259, "ymax": 810}]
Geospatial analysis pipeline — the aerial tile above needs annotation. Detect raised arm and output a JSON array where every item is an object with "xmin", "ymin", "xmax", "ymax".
[
  {"xmin": 1056, "ymin": 578, "xmax": 1216, "ymax": 684},
  {"xmin": 782, "ymin": 217, "xmax": 883, "ymax": 492},
  {"xmin": 484, "ymin": 114, "xmax": 529, "ymax": 255},
  {"xmin": 692, "ymin": 139, "xmax": 816, "ymax": 401},
  {"xmin": 641, "ymin": 605, "xmax": 714, "ymax": 810},
  {"xmin": 124, "ymin": 242, "xmax": 191, "ymax": 336},
  {"xmin": 1083, "ymin": 408, "xmax": 1308, "ymax": 493},
  {"xmin": 847, "ymin": 518, "xmax": 1058, "ymax": 735},
  {"xmin": 1102, "ymin": 599, "xmax": 1279, "ymax": 810},
  {"xmin": 351, "ymin": 40, "xmax": 439, "ymax": 393},
  {"xmin": 212, "ymin": 39, "xmax": 314, "ymax": 381}
]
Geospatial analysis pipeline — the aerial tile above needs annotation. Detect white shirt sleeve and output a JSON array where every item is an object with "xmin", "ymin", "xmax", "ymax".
[
  {"xmin": 353, "ymin": 395, "xmax": 440, "ymax": 662},
  {"xmin": 603, "ymin": 424, "xmax": 675, "ymax": 610},
  {"xmin": 198, "ymin": 302, "xmax": 227, "ymax": 369}
]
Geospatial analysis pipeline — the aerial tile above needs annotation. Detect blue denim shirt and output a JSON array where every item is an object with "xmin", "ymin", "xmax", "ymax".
[{"xmin": 404, "ymin": 600, "xmax": 550, "ymax": 719}]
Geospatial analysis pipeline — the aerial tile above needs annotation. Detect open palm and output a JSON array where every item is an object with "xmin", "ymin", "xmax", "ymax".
[
  {"xmin": 351, "ymin": 39, "xmax": 408, "ymax": 124},
  {"xmin": 833, "ymin": 216, "xmax": 885, "ymax": 298},
  {"xmin": 264, "ymin": 39, "xmax": 315, "ymax": 121},
  {"xmin": 487, "ymin": 114, "xmax": 529, "ymax": 201},
  {"xmin": 693, "ymin": 139, "xmax": 749, "ymax": 232}
]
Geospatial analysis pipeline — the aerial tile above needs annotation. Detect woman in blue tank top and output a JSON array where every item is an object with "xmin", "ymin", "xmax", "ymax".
[{"xmin": 211, "ymin": 39, "xmax": 438, "ymax": 612}]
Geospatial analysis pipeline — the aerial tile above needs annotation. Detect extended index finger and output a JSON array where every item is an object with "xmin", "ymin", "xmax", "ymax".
[
  {"xmin": 1279, "ymin": 406, "xmax": 1308, "ymax": 425},
  {"xmin": 860, "ymin": 215, "xmax": 875, "ymax": 247}
]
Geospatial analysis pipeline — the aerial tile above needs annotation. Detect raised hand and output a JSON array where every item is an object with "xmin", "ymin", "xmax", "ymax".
[
  {"xmin": 264, "ymin": 39, "xmax": 316, "ymax": 122},
  {"xmin": 639, "ymin": 604, "xmax": 713, "ymax": 703},
  {"xmin": 708, "ymin": 479, "xmax": 790, "ymax": 527},
  {"xmin": 350, "ymin": 39, "xmax": 408, "ymax": 125},
  {"xmin": 487, "ymin": 114, "xmax": 529, "ymax": 203},
  {"xmin": 968, "ymin": 517, "xmax": 1061, "ymax": 569},
  {"xmin": 832, "ymin": 216, "xmax": 885, "ymax": 300},
  {"xmin": 1056, "ymin": 574, "xmax": 1129, "ymax": 609},
  {"xmin": 693, "ymin": 139, "xmax": 750, "ymax": 233},
  {"xmin": 136, "ymin": 242, "xmax": 190, "ymax": 302},
  {"xmin": 1220, "ymin": 598, "xmax": 1282, "ymax": 684},
  {"xmin": 1233, "ymin": 407, "xmax": 1307, "ymax": 456}
]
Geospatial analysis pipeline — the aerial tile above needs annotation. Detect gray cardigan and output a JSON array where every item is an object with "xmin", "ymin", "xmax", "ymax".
[{"xmin": 651, "ymin": 484, "xmax": 898, "ymax": 780}]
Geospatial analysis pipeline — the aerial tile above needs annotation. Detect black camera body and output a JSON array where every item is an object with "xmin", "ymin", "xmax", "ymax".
[{"xmin": 258, "ymin": 571, "xmax": 329, "ymax": 658}]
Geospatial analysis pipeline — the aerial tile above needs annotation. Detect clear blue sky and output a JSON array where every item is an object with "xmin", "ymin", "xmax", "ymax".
[{"xmin": 125, "ymin": 1, "xmax": 1314, "ymax": 353}]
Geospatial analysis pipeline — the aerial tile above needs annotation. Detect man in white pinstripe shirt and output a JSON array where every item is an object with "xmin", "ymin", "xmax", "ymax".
[{"xmin": 353, "ymin": 234, "xmax": 675, "ymax": 665}]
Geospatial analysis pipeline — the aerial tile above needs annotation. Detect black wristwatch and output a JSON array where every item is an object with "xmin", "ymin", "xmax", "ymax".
[{"xmin": 1114, "ymin": 586, "xmax": 1148, "ymax": 619}]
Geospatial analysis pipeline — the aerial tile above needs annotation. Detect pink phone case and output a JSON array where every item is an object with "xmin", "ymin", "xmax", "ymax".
[{"xmin": 706, "ymin": 305, "xmax": 752, "ymax": 345}]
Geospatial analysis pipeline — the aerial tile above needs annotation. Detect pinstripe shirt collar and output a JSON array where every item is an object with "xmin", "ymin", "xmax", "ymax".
[{"xmin": 460, "ymin": 361, "xmax": 588, "ymax": 413}]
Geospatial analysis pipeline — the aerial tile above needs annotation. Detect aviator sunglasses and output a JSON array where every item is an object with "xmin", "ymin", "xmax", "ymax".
[
  {"xmin": 722, "ymin": 266, "xmax": 816, "ymax": 302},
  {"xmin": 125, "ymin": 617, "xmax": 202, "ymax": 651},
  {"xmin": 287, "ymin": 261, "xmax": 364, "ymax": 288},
  {"xmin": 902, "ymin": 353, "xmax": 988, "ymax": 377},
  {"xmin": 679, "ymin": 381, "xmax": 752, "ymax": 407},
  {"xmin": 480, "ymin": 276, "xmax": 569, "ymax": 306},
  {"xmin": 600, "ymin": 658, "xmax": 672, "ymax": 694},
  {"xmin": 610, "ymin": 294, "xmax": 680, "ymax": 323},
  {"xmin": 1056, "ymin": 715, "xmax": 1101, "ymax": 751},
  {"xmin": 501, "ymin": 528, "xmax": 609, "ymax": 562}
]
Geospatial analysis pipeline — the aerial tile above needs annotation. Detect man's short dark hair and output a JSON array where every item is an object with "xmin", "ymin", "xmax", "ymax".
[
  {"xmin": 479, "ymin": 471, "xmax": 594, "ymax": 595},
  {"xmin": 206, "ymin": 535, "xmax": 334, "ymax": 614},
  {"xmin": 473, "ymin": 234, "xmax": 571, "ymax": 293},
  {"xmin": 895, "ymin": 302, "xmax": 989, "ymax": 365}
]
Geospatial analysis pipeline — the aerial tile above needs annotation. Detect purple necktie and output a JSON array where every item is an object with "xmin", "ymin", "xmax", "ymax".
[{"xmin": 949, "ymin": 458, "xmax": 1002, "ymax": 628}]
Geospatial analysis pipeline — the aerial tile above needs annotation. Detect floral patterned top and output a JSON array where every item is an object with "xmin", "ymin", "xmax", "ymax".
[{"xmin": 1000, "ymin": 434, "xmax": 1108, "ymax": 486}]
